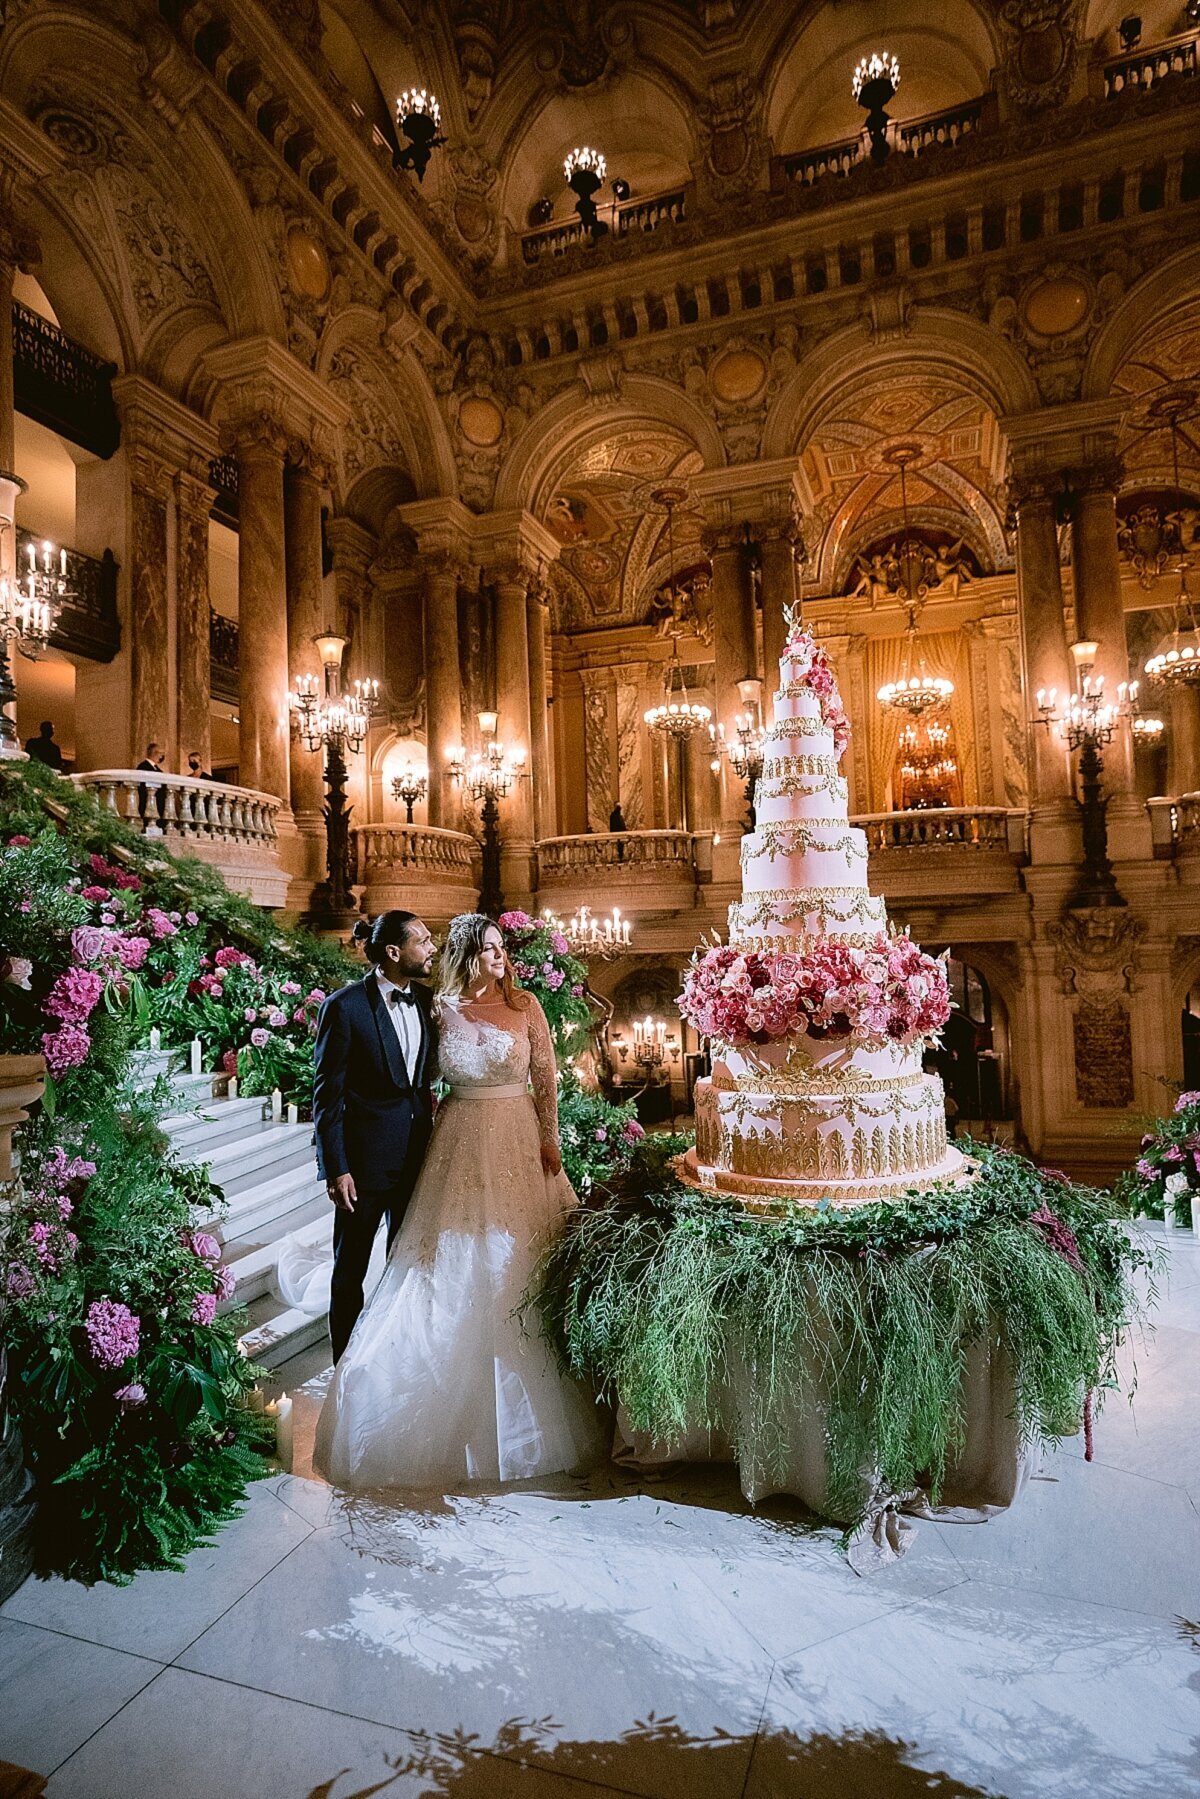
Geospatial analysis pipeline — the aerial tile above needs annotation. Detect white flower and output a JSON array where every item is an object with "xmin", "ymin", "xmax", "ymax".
[{"xmin": 3, "ymin": 956, "xmax": 32, "ymax": 990}]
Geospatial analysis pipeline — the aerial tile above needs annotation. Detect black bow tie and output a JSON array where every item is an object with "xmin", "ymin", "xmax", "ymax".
[{"xmin": 387, "ymin": 986, "xmax": 417, "ymax": 1007}]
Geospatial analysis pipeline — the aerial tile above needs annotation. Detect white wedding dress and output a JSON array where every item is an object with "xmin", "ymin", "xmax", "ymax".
[{"xmin": 313, "ymin": 995, "xmax": 607, "ymax": 1489}]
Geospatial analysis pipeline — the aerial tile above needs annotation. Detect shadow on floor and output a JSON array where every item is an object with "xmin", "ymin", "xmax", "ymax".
[{"xmin": 304, "ymin": 1719, "xmax": 1007, "ymax": 1799}]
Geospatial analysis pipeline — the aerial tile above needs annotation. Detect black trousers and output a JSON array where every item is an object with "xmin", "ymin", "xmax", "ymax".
[{"xmin": 329, "ymin": 1176, "xmax": 417, "ymax": 1364}]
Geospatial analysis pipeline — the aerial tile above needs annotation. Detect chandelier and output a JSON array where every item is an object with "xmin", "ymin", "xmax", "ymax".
[
  {"xmin": 542, "ymin": 903, "xmax": 631, "ymax": 958},
  {"xmin": 852, "ymin": 51, "xmax": 900, "ymax": 162},
  {"xmin": 448, "ymin": 710, "xmax": 526, "ymax": 802},
  {"xmin": 1142, "ymin": 388, "xmax": 1200, "ymax": 690},
  {"xmin": 395, "ymin": 89, "xmax": 444, "ymax": 181},
  {"xmin": 875, "ymin": 446, "xmax": 954, "ymax": 719},
  {"xmin": 13, "ymin": 535, "xmax": 68, "ymax": 651},
  {"xmin": 645, "ymin": 486, "xmax": 711, "ymax": 740},
  {"xmin": 564, "ymin": 145, "xmax": 610, "ymax": 240},
  {"xmin": 290, "ymin": 634, "xmax": 379, "ymax": 755}
]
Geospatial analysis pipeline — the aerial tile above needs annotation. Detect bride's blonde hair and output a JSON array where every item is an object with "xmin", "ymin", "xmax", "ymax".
[{"xmin": 436, "ymin": 912, "xmax": 529, "ymax": 1013}]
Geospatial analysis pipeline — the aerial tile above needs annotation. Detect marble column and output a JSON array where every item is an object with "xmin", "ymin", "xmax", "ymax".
[
  {"xmin": 174, "ymin": 472, "xmax": 214, "ymax": 774},
  {"xmin": 284, "ymin": 451, "xmax": 327, "ymax": 830},
  {"xmin": 705, "ymin": 527, "xmax": 758, "ymax": 846},
  {"xmin": 1168, "ymin": 687, "xmax": 1200, "ymax": 797},
  {"xmin": 1011, "ymin": 475, "xmax": 1074, "ymax": 810},
  {"xmin": 526, "ymin": 585, "xmax": 554, "ymax": 842},
  {"xmin": 758, "ymin": 526, "xmax": 797, "ymax": 688},
  {"xmin": 128, "ymin": 449, "xmax": 172, "ymax": 764},
  {"xmin": 0, "ymin": 234, "xmax": 14, "ymax": 480},
  {"xmin": 421, "ymin": 554, "xmax": 463, "ymax": 829},
  {"xmin": 1071, "ymin": 462, "xmax": 1133, "ymax": 790},
  {"xmin": 229, "ymin": 417, "xmax": 290, "ymax": 804},
  {"xmin": 492, "ymin": 566, "xmax": 534, "ymax": 843}
]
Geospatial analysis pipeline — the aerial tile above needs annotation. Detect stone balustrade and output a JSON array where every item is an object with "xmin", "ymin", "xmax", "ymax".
[
  {"xmin": 72, "ymin": 771, "xmax": 289, "ymax": 908},
  {"xmin": 520, "ymin": 186, "xmax": 687, "ymax": 264},
  {"xmin": 537, "ymin": 830, "xmax": 704, "ymax": 915},
  {"xmin": 1147, "ymin": 793, "xmax": 1200, "ymax": 859},
  {"xmin": 850, "ymin": 808, "xmax": 1029, "ymax": 903},
  {"xmin": 1102, "ymin": 29, "xmax": 1197, "ymax": 98},
  {"xmin": 353, "ymin": 823, "xmax": 479, "ymax": 925}
]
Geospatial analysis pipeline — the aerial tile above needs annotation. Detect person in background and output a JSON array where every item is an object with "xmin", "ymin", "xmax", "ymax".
[
  {"xmin": 186, "ymin": 749, "xmax": 213, "ymax": 780},
  {"xmin": 608, "ymin": 800, "xmax": 627, "ymax": 861},
  {"xmin": 24, "ymin": 720, "xmax": 63, "ymax": 771},
  {"xmin": 137, "ymin": 741, "xmax": 164, "ymax": 821}
]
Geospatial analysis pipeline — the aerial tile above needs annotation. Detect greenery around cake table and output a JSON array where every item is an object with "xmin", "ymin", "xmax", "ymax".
[
  {"xmin": 531, "ymin": 1144, "xmax": 1154, "ymax": 1525},
  {"xmin": 1113, "ymin": 1086, "xmax": 1200, "ymax": 1225}
]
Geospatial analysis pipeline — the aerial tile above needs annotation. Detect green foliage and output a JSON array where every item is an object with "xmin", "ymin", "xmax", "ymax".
[
  {"xmin": 497, "ymin": 910, "xmax": 592, "ymax": 1056},
  {"xmin": 531, "ymin": 1140, "xmax": 1153, "ymax": 1525}
]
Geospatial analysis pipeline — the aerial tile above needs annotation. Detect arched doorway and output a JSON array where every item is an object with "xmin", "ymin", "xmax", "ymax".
[{"xmin": 926, "ymin": 956, "xmax": 1013, "ymax": 1138}]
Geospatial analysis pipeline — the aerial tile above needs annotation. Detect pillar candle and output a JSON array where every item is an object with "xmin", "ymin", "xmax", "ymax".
[
  {"xmin": 272, "ymin": 1394, "xmax": 293, "ymax": 1472},
  {"xmin": 149, "ymin": 1027, "xmax": 161, "ymax": 1053},
  {"xmin": 190, "ymin": 1037, "xmax": 202, "ymax": 1076},
  {"xmin": 227, "ymin": 1076, "xmax": 238, "ymax": 1100},
  {"xmin": 287, "ymin": 1101, "xmax": 299, "ymax": 1126},
  {"xmin": 270, "ymin": 1087, "xmax": 282, "ymax": 1122}
]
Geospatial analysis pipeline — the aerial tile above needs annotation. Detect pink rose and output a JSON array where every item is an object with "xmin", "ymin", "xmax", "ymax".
[
  {"xmin": 250, "ymin": 1027, "xmax": 270, "ymax": 1049},
  {"xmin": 185, "ymin": 910, "xmax": 199, "ymax": 927}
]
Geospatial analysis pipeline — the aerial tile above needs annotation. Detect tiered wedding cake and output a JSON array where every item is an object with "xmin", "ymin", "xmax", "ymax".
[{"xmin": 678, "ymin": 618, "xmax": 974, "ymax": 1209}]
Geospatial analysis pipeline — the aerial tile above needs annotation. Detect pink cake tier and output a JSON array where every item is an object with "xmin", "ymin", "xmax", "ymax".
[{"xmin": 680, "ymin": 622, "xmax": 975, "ymax": 1209}]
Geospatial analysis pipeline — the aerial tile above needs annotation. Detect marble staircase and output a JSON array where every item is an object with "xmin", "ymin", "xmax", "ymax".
[{"xmin": 146, "ymin": 1053, "xmax": 332, "ymax": 1370}]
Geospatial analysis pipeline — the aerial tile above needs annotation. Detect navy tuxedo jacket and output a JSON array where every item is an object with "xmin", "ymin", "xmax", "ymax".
[{"xmin": 312, "ymin": 972, "xmax": 436, "ymax": 1188}]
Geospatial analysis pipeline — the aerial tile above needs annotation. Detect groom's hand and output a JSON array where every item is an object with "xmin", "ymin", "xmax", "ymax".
[{"xmin": 329, "ymin": 1173, "xmax": 357, "ymax": 1212}]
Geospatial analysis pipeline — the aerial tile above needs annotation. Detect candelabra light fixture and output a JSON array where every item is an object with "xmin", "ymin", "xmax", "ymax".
[
  {"xmin": 395, "ymin": 89, "xmax": 445, "ymax": 180},
  {"xmin": 0, "ymin": 474, "xmax": 69, "ymax": 756},
  {"xmin": 632, "ymin": 1014, "xmax": 668, "ymax": 1076},
  {"xmin": 1141, "ymin": 387, "xmax": 1200, "ymax": 689},
  {"xmin": 852, "ymin": 50, "xmax": 901, "ymax": 162},
  {"xmin": 711, "ymin": 675, "xmax": 767, "ymax": 826},
  {"xmin": 1034, "ymin": 639, "xmax": 1140, "ymax": 908},
  {"xmin": 289, "ymin": 633, "xmax": 380, "ymax": 924},
  {"xmin": 876, "ymin": 446, "xmax": 955, "ymax": 719},
  {"xmin": 448, "ymin": 711, "xmax": 527, "ymax": 917},
  {"xmin": 390, "ymin": 759, "xmax": 429, "ymax": 824},
  {"xmin": 541, "ymin": 903, "xmax": 632, "ymax": 959},
  {"xmin": 565, "ymin": 145, "xmax": 609, "ymax": 239}
]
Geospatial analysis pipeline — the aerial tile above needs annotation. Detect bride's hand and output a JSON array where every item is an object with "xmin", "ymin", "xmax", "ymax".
[{"xmin": 540, "ymin": 1142, "xmax": 562, "ymax": 1178}]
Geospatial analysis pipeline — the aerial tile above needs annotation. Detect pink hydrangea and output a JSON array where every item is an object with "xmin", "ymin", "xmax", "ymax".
[
  {"xmin": 185, "ymin": 910, "xmax": 199, "ymax": 927},
  {"xmin": 191, "ymin": 1290, "xmax": 218, "ymax": 1326},
  {"xmin": 215, "ymin": 947, "xmax": 250, "ymax": 969},
  {"xmin": 545, "ymin": 968, "xmax": 565, "ymax": 990},
  {"xmin": 42, "ymin": 1024, "xmax": 92, "ymax": 1076},
  {"xmin": 1135, "ymin": 1158, "xmax": 1156, "ymax": 1178},
  {"xmin": 44, "ymin": 966, "xmax": 104, "ymax": 1025},
  {"xmin": 571, "ymin": 983, "xmax": 585, "ymax": 998},
  {"xmin": 7, "ymin": 1263, "xmax": 35, "ymax": 1300},
  {"xmin": 85, "ymin": 1298, "xmax": 140, "ymax": 1369},
  {"xmin": 250, "ymin": 1027, "xmax": 270, "ymax": 1049},
  {"xmin": 81, "ymin": 885, "xmax": 110, "ymax": 903},
  {"xmin": 144, "ymin": 908, "xmax": 178, "ymax": 940},
  {"xmin": 498, "ymin": 911, "xmax": 531, "ymax": 931},
  {"xmin": 116, "ymin": 935, "xmax": 149, "ymax": 971},
  {"xmin": 1175, "ymin": 1091, "xmax": 1200, "ymax": 1114},
  {"xmin": 550, "ymin": 932, "xmax": 570, "ymax": 957}
]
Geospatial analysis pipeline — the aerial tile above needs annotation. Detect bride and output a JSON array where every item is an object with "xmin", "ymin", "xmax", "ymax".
[{"xmin": 313, "ymin": 912, "xmax": 606, "ymax": 1488}]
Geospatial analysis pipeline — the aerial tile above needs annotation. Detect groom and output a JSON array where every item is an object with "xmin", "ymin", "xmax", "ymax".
[{"xmin": 313, "ymin": 910, "xmax": 438, "ymax": 1362}]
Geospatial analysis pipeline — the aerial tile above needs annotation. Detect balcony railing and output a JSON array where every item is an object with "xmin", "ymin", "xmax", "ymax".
[
  {"xmin": 538, "ymin": 830, "xmax": 700, "ymax": 894},
  {"xmin": 776, "ymin": 98, "xmax": 986, "ymax": 191},
  {"xmin": 521, "ymin": 186, "xmax": 687, "ymax": 265},
  {"xmin": 353, "ymin": 823, "xmax": 479, "ymax": 923},
  {"xmin": 72, "ymin": 770, "xmax": 288, "ymax": 907},
  {"xmin": 1103, "ymin": 30, "xmax": 1197, "ymax": 98},
  {"xmin": 851, "ymin": 808, "xmax": 1029, "ymax": 903},
  {"xmin": 1146, "ymin": 793, "xmax": 1200, "ymax": 858},
  {"xmin": 12, "ymin": 301, "xmax": 119, "ymax": 459},
  {"xmin": 16, "ymin": 529, "xmax": 120, "ymax": 663}
]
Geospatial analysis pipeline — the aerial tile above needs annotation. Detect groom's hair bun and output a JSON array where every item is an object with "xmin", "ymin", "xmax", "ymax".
[{"xmin": 355, "ymin": 910, "xmax": 420, "ymax": 964}]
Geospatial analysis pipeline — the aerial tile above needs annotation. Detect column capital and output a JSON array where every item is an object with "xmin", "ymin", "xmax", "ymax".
[
  {"xmin": 202, "ymin": 336, "xmax": 349, "ymax": 465},
  {"xmin": 1000, "ymin": 399, "xmax": 1125, "ymax": 483},
  {"xmin": 174, "ymin": 469, "xmax": 216, "ymax": 522},
  {"xmin": 113, "ymin": 374, "xmax": 218, "ymax": 486},
  {"xmin": 470, "ymin": 508, "xmax": 560, "ymax": 582},
  {"xmin": 397, "ymin": 496, "xmax": 476, "ymax": 567},
  {"xmin": 690, "ymin": 458, "xmax": 809, "ymax": 532},
  {"xmin": 286, "ymin": 439, "xmax": 335, "ymax": 488},
  {"xmin": 1066, "ymin": 455, "xmax": 1125, "ymax": 500}
]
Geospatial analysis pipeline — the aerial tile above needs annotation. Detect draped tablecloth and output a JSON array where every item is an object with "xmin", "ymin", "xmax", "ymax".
[{"xmin": 613, "ymin": 1339, "xmax": 1039, "ymax": 1574}]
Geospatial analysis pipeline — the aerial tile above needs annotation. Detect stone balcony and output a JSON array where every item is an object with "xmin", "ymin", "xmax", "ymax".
[
  {"xmin": 352, "ymin": 823, "xmax": 479, "ymax": 926},
  {"xmin": 537, "ymin": 830, "xmax": 708, "ymax": 916},
  {"xmin": 1146, "ymin": 793, "xmax": 1200, "ymax": 864},
  {"xmin": 851, "ymin": 808, "xmax": 1030, "ymax": 904},
  {"xmin": 72, "ymin": 771, "xmax": 289, "ymax": 908}
]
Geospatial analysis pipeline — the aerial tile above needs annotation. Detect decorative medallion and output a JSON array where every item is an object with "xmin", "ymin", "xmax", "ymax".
[
  {"xmin": 1021, "ymin": 273, "xmax": 1090, "ymax": 339},
  {"xmin": 709, "ymin": 347, "xmax": 768, "ymax": 405},
  {"xmin": 458, "ymin": 394, "xmax": 505, "ymax": 447},
  {"xmin": 286, "ymin": 225, "xmax": 330, "ymax": 301}
]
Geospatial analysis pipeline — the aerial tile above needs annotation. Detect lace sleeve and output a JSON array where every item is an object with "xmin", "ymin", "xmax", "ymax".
[{"xmin": 526, "ymin": 997, "xmax": 559, "ymax": 1150}]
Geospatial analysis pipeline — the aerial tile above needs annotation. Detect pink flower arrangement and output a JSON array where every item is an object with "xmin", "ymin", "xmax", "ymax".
[
  {"xmin": 780, "ymin": 624, "xmax": 852, "ymax": 760},
  {"xmin": 498, "ymin": 910, "xmax": 532, "ymax": 931},
  {"xmin": 42, "ymin": 1024, "xmax": 92, "ymax": 1076},
  {"xmin": 85, "ymin": 1297, "xmax": 140, "ymax": 1369},
  {"xmin": 1175, "ymin": 1091, "xmax": 1200, "ymax": 1114},
  {"xmin": 678, "ymin": 933, "xmax": 950, "ymax": 1051},
  {"xmin": 143, "ymin": 908, "xmax": 178, "ymax": 940},
  {"xmin": 44, "ymin": 966, "xmax": 103, "ymax": 1026},
  {"xmin": 191, "ymin": 1290, "xmax": 218, "ymax": 1327}
]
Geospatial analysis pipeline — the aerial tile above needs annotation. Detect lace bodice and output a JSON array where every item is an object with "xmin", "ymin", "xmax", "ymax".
[{"xmin": 435, "ymin": 995, "xmax": 559, "ymax": 1149}]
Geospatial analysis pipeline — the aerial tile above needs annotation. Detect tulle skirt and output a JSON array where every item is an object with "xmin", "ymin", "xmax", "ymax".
[{"xmin": 313, "ymin": 1090, "xmax": 606, "ymax": 1489}]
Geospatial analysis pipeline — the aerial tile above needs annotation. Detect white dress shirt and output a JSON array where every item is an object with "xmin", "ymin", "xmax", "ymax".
[{"xmin": 375, "ymin": 970, "xmax": 422, "ymax": 1079}]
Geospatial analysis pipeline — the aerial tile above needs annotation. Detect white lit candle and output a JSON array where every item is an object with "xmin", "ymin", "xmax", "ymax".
[
  {"xmin": 273, "ymin": 1394, "xmax": 293, "ymax": 1471},
  {"xmin": 270, "ymin": 1087, "xmax": 282, "ymax": 1122},
  {"xmin": 227, "ymin": 1076, "xmax": 238, "ymax": 1100},
  {"xmin": 190, "ymin": 1037, "xmax": 202, "ymax": 1075},
  {"xmin": 246, "ymin": 1384, "xmax": 265, "ymax": 1414},
  {"xmin": 149, "ymin": 1026, "xmax": 161, "ymax": 1053},
  {"xmin": 287, "ymin": 1102, "xmax": 299, "ymax": 1126}
]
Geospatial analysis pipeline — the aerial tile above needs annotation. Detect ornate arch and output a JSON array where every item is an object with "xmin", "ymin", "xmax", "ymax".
[
  {"xmin": 1083, "ymin": 246, "xmax": 1200, "ymax": 401},
  {"xmin": 316, "ymin": 308, "xmax": 457, "ymax": 503}
]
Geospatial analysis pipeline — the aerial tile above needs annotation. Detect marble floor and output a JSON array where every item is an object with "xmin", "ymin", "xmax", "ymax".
[{"xmin": 2, "ymin": 1222, "xmax": 1198, "ymax": 1799}]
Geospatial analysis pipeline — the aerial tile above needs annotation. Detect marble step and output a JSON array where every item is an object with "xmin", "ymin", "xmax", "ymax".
[
  {"xmin": 197, "ymin": 1121, "xmax": 316, "ymax": 1201},
  {"xmin": 222, "ymin": 1200, "xmax": 332, "ymax": 1306},
  {"xmin": 159, "ymin": 1095, "xmax": 273, "ymax": 1154},
  {"xmin": 212, "ymin": 1165, "xmax": 327, "ymax": 1255},
  {"xmin": 238, "ymin": 1291, "xmax": 329, "ymax": 1370}
]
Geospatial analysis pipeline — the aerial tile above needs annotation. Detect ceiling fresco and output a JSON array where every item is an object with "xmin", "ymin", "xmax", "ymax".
[{"xmin": 539, "ymin": 426, "xmax": 706, "ymax": 629}]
